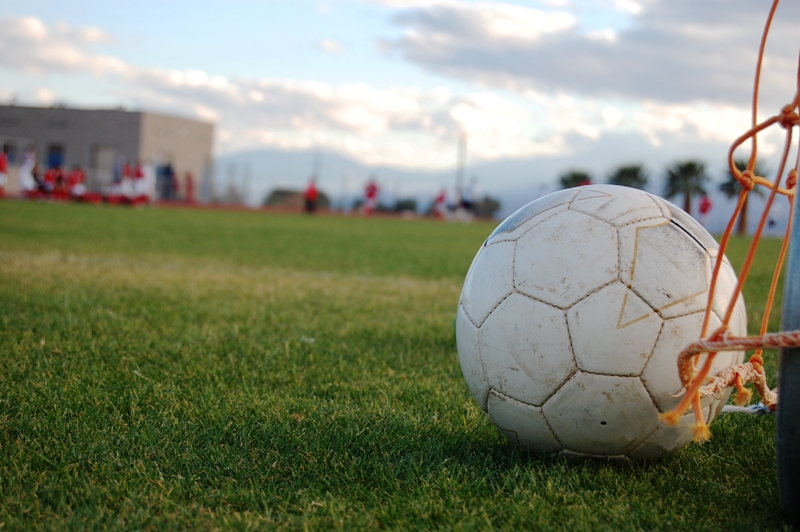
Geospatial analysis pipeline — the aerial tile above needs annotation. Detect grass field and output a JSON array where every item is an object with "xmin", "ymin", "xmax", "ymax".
[{"xmin": 0, "ymin": 200, "xmax": 791, "ymax": 530}]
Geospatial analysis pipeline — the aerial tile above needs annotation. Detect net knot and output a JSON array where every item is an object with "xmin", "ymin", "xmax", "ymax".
[
  {"xmin": 738, "ymin": 169, "xmax": 756, "ymax": 191},
  {"xmin": 779, "ymin": 105, "xmax": 800, "ymax": 129},
  {"xmin": 733, "ymin": 374, "xmax": 753, "ymax": 406},
  {"xmin": 787, "ymin": 169, "xmax": 797, "ymax": 190}
]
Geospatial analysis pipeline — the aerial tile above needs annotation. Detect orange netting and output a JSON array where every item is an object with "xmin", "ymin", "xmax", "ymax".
[{"xmin": 660, "ymin": 0, "xmax": 800, "ymax": 441}]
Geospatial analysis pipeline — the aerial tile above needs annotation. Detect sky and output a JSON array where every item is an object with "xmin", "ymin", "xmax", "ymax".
[{"xmin": 0, "ymin": 0, "xmax": 798, "ymax": 216}]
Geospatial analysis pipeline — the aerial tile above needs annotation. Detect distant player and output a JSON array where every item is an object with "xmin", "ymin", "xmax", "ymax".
[
  {"xmin": 68, "ymin": 165, "xmax": 87, "ymax": 199},
  {"xmin": 364, "ymin": 179, "xmax": 379, "ymax": 216},
  {"xmin": 768, "ymin": 202, "xmax": 782, "ymax": 237},
  {"xmin": 53, "ymin": 166, "xmax": 69, "ymax": 200},
  {"xmin": 121, "ymin": 160, "xmax": 134, "ymax": 199},
  {"xmin": 42, "ymin": 166, "xmax": 58, "ymax": 194},
  {"xmin": 0, "ymin": 150, "xmax": 7, "ymax": 198},
  {"xmin": 304, "ymin": 178, "xmax": 319, "ymax": 214},
  {"xmin": 132, "ymin": 162, "xmax": 147, "ymax": 203},
  {"xmin": 19, "ymin": 148, "xmax": 38, "ymax": 196},
  {"xmin": 433, "ymin": 189, "xmax": 448, "ymax": 220},
  {"xmin": 698, "ymin": 195, "xmax": 712, "ymax": 228}
]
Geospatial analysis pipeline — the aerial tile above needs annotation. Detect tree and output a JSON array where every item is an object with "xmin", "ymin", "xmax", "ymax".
[
  {"xmin": 607, "ymin": 164, "xmax": 649, "ymax": 189},
  {"xmin": 719, "ymin": 158, "xmax": 767, "ymax": 236},
  {"xmin": 663, "ymin": 160, "xmax": 709, "ymax": 216},
  {"xmin": 559, "ymin": 170, "xmax": 592, "ymax": 189},
  {"xmin": 474, "ymin": 196, "xmax": 501, "ymax": 218},
  {"xmin": 393, "ymin": 198, "xmax": 418, "ymax": 212}
]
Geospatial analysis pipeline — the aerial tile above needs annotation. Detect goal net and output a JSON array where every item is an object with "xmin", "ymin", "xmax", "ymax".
[{"xmin": 662, "ymin": 0, "xmax": 799, "ymax": 437}]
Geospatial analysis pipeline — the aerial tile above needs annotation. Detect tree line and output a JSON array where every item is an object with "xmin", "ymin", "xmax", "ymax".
[{"xmin": 558, "ymin": 159, "xmax": 766, "ymax": 236}]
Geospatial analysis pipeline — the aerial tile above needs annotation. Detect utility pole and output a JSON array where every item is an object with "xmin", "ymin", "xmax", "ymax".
[
  {"xmin": 455, "ymin": 133, "xmax": 467, "ymax": 202},
  {"xmin": 312, "ymin": 149, "xmax": 321, "ymax": 182},
  {"xmin": 242, "ymin": 162, "xmax": 251, "ymax": 206}
]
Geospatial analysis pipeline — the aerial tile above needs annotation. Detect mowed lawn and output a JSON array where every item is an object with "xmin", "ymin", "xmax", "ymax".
[{"xmin": 0, "ymin": 200, "xmax": 790, "ymax": 530}]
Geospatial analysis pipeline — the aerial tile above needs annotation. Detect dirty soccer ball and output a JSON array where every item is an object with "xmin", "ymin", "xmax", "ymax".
[{"xmin": 455, "ymin": 185, "xmax": 747, "ymax": 460}]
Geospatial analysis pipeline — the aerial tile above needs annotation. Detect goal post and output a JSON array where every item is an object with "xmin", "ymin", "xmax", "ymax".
[{"xmin": 778, "ymin": 187, "xmax": 800, "ymax": 523}]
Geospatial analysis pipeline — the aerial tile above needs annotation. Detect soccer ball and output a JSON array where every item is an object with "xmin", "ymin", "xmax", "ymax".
[{"xmin": 456, "ymin": 185, "xmax": 746, "ymax": 460}]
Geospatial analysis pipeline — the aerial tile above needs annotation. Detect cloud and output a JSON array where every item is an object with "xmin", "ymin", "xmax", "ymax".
[
  {"xmin": 378, "ymin": 0, "xmax": 800, "ymax": 107},
  {"xmin": 0, "ymin": 16, "xmax": 127, "ymax": 77},
  {"xmin": 0, "ymin": 15, "xmax": 597, "ymax": 166},
  {"xmin": 0, "ymin": 12, "xmax": 787, "ymax": 171},
  {"xmin": 126, "ymin": 71, "xmax": 570, "ymax": 165},
  {"xmin": 318, "ymin": 38, "xmax": 346, "ymax": 54}
]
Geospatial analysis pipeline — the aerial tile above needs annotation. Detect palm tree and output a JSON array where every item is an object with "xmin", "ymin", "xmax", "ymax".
[
  {"xmin": 719, "ymin": 158, "xmax": 766, "ymax": 236},
  {"xmin": 663, "ymin": 160, "xmax": 709, "ymax": 216},
  {"xmin": 607, "ymin": 164, "xmax": 649, "ymax": 189},
  {"xmin": 559, "ymin": 170, "xmax": 592, "ymax": 189}
]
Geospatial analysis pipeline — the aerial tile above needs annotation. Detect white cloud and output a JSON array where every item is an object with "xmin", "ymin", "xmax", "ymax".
[
  {"xmin": 0, "ymin": 11, "xmax": 788, "ymax": 173},
  {"xmin": 0, "ymin": 16, "xmax": 126, "ymax": 77},
  {"xmin": 586, "ymin": 29, "xmax": 617, "ymax": 42},
  {"xmin": 318, "ymin": 39, "xmax": 346, "ymax": 54},
  {"xmin": 479, "ymin": 4, "xmax": 575, "ymax": 41},
  {"xmin": 601, "ymin": 106, "xmax": 624, "ymax": 128},
  {"xmin": 34, "ymin": 87, "xmax": 57, "ymax": 105},
  {"xmin": 378, "ymin": 0, "xmax": 800, "ymax": 108},
  {"xmin": 614, "ymin": 0, "xmax": 643, "ymax": 15}
]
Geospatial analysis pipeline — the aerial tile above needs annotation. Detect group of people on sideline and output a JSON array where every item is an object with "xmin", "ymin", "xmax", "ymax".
[
  {"xmin": 6, "ymin": 147, "xmax": 195, "ymax": 206},
  {"xmin": 14, "ymin": 147, "xmax": 98, "ymax": 203}
]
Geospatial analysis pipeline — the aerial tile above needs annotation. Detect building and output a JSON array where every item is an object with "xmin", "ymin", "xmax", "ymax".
[{"xmin": 0, "ymin": 105, "xmax": 214, "ymax": 199}]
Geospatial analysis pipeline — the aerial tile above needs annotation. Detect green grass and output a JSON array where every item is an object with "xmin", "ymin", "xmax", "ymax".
[{"xmin": 0, "ymin": 200, "xmax": 791, "ymax": 530}]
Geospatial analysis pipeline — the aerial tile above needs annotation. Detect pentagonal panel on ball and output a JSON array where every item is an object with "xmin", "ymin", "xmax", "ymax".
[
  {"xmin": 569, "ymin": 185, "xmax": 664, "ymax": 227},
  {"xmin": 460, "ymin": 240, "xmax": 515, "ymax": 327},
  {"xmin": 618, "ymin": 220, "xmax": 710, "ymax": 319},
  {"xmin": 515, "ymin": 210, "xmax": 618, "ymax": 308},
  {"xmin": 567, "ymin": 282, "xmax": 662, "ymax": 376},
  {"xmin": 456, "ymin": 304, "xmax": 490, "ymax": 411},
  {"xmin": 478, "ymin": 293, "xmax": 575, "ymax": 406},
  {"xmin": 486, "ymin": 188, "xmax": 579, "ymax": 245},
  {"xmin": 542, "ymin": 372, "xmax": 659, "ymax": 456},
  {"xmin": 486, "ymin": 390, "xmax": 562, "ymax": 453}
]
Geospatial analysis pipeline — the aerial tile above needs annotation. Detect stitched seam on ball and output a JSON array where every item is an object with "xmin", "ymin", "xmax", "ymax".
[
  {"xmin": 511, "ymin": 208, "xmax": 571, "ymax": 243},
  {"xmin": 669, "ymin": 218, "xmax": 709, "ymax": 252},
  {"xmin": 489, "ymin": 389, "xmax": 563, "ymax": 449},
  {"xmin": 566, "ymin": 277, "xmax": 618, "ymax": 309}
]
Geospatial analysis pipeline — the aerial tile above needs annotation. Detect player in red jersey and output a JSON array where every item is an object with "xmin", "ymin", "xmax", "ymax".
[
  {"xmin": 363, "ymin": 179, "xmax": 379, "ymax": 216},
  {"xmin": 304, "ymin": 178, "xmax": 319, "ymax": 214},
  {"xmin": 68, "ymin": 165, "xmax": 87, "ymax": 199},
  {"xmin": 0, "ymin": 151, "xmax": 7, "ymax": 198}
]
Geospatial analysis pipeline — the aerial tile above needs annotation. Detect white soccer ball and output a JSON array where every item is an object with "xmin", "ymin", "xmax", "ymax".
[{"xmin": 456, "ymin": 185, "xmax": 747, "ymax": 460}]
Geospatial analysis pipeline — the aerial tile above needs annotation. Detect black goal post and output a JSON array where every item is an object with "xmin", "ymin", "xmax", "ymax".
[{"xmin": 778, "ymin": 186, "xmax": 800, "ymax": 524}]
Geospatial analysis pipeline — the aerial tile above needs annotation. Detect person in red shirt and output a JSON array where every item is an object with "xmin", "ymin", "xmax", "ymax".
[
  {"xmin": 0, "ymin": 151, "xmax": 7, "ymax": 198},
  {"xmin": 42, "ymin": 167, "xmax": 58, "ymax": 193},
  {"xmin": 363, "ymin": 179, "xmax": 379, "ymax": 216},
  {"xmin": 304, "ymin": 178, "xmax": 319, "ymax": 214},
  {"xmin": 53, "ymin": 166, "xmax": 69, "ymax": 200},
  {"xmin": 698, "ymin": 195, "xmax": 712, "ymax": 228},
  {"xmin": 121, "ymin": 161, "xmax": 134, "ymax": 200},
  {"xmin": 433, "ymin": 189, "xmax": 448, "ymax": 220},
  {"xmin": 133, "ymin": 162, "xmax": 145, "ymax": 197},
  {"xmin": 68, "ymin": 165, "xmax": 87, "ymax": 199},
  {"xmin": 131, "ymin": 162, "xmax": 149, "ymax": 206}
]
